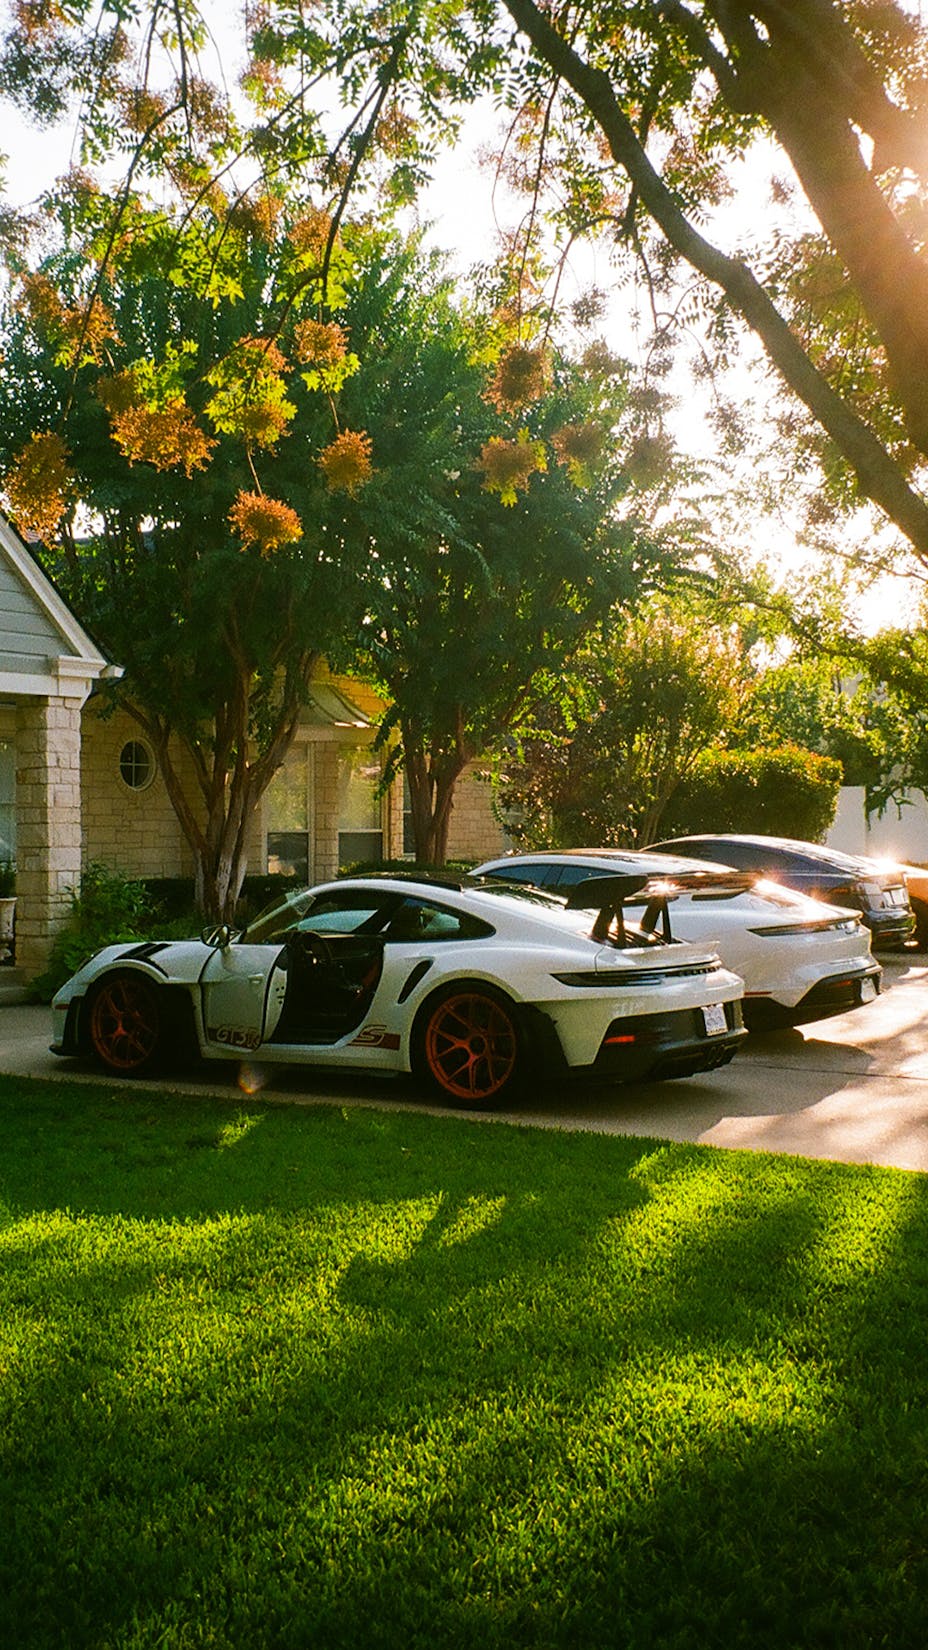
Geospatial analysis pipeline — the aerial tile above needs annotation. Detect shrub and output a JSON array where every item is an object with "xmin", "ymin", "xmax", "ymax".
[
  {"xmin": 29, "ymin": 862, "xmax": 157, "ymax": 1002},
  {"xmin": 663, "ymin": 744, "xmax": 842, "ymax": 842}
]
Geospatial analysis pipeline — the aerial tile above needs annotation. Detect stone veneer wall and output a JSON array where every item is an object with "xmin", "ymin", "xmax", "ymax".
[
  {"xmin": 445, "ymin": 765, "xmax": 511, "ymax": 863},
  {"xmin": 15, "ymin": 693, "xmax": 84, "ymax": 976},
  {"xmin": 81, "ymin": 706, "xmax": 197, "ymax": 877},
  {"xmin": 78, "ymin": 687, "xmax": 512, "ymax": 890}
]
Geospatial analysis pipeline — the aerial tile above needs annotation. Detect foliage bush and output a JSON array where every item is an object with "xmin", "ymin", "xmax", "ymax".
[
  {"xmin": 496, "ymin": 602, "xmax": 746, "ymax": 850},
  {"xmin": 663, "ymin": 743, "xmax": 842, "ymax": 841},
  {"xmin": 29, "ymin": 862, "xmax": 159, "ymax": 1002}
]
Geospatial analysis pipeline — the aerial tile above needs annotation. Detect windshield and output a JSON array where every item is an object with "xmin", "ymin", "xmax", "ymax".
[{"xmin": 240, "ymin": 889, "xmax": 316, "ymax": 944}]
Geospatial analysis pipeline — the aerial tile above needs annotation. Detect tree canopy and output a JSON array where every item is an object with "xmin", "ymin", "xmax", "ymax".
[
  {"xmin": 345, "ymin": 276, "xmax": 673, "ymax": 861},
  {"xmin": 0, "ymin": 181, "xmax": 397, "ymax": 917},
  {"xmin": 0, "ymin": 141, "xmax": 682, "ymax": 894},
  {"xmin": 7, "ymin": 1, "xmax": 924, "ymax": 570},
  {"xmin": 8, "ymin": 0, "xmax": 928, "ymax": 882}
]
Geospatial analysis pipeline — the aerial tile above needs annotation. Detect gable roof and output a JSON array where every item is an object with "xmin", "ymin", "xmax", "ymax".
[{"xmin": 0, "ymin": 513, "xmax": 118, "ymax": 698}]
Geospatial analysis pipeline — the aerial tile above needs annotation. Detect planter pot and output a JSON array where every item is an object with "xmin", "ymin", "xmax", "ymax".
[{"xmin": 0, "ymin": 896, "xmax": 15, "ymax": 964}]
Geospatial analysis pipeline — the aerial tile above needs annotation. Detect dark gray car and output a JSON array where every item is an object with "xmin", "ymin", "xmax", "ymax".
[{"xmin": 651, "ymin": 833, "xmax": 914, "ymax": 949}]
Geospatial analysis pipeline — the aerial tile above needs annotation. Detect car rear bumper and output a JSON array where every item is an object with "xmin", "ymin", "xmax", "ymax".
[
  {"xmin": 589, "ymin": 1001, "xmax": 747, "ymax": 1081},
  {"xmin": 745, "ymin": 965, "xmax": 882, "ymax": 1030},
  {"xmin": 866, "ymin": 909, "xmax": 916, "ymax": 947}
]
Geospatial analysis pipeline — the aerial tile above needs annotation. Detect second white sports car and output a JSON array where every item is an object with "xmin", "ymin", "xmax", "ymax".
[
  {"xmin": 474, "ymin": 850, "xmax": 882, "ymax": 1030},
  {"xmin": 51, "ymin": 871, "xmax": 746, "ymax": 1106}
]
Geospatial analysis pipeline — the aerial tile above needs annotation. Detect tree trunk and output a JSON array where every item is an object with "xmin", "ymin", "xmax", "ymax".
[
  {"xmin": 402, "ymin": 717, "xmax": 473, "ymax": 865},
  {"xmin": 126, "ymin": 660, "xmax": 310, "ymax": 922}
]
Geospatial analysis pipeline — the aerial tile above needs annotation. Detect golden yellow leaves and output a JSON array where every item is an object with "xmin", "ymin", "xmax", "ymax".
[
  {"xmin": 110, "ymin": 403, "xmax": 217, "ymax": 475},
  {"xmin": 294, "ymin": 319, "xmax": 348, "ymax": 369},
  {"xmin": 228, "ymin": 491, "xmax": 303, "ymax": 555},
  {"xmin": 3, "ymin": 431, "xmax": 72, "ymax": 541},
  {"xmin": 485, "ymin": 344, "xmax": 551, "ymax": 413},
  {"xmin": 227, "ymin": 193, "xmax": 282, "ymax": 245},
  {"xmin": 120, "ymin": 87, "xmax": 168, "ymax": 135},
  {"xmin": 625, "ymin": 431, "xmax": 674, "ymax": 488},
  {"xmin": 477, "ymin": 431, "xmax": 547, "ymax": 506},
  {"xmin": 19, "ymin": 274, "xmax": 119, "ymax": 368},
  {"xmin": 205, "ymin": 336, "xmax": 296, "ymax": 450},
  {"xmin": 18, "ymin": 273, "xmax": 61, "ymax": 331},
  {"xmin": 479, "ymin": 340, "xmax": 617, "ymax": 501},
  {"xmin": 96, "ymin": 354, "xmax": 216, "ymax": 474},
  {"xmin": 318, "ymin": 430, "xmax": 374, "ymax": 494},
  {"xmin": 294, "ymin": 318, "xmax": 359, "ymax": 394},
  {"xmin": 208, "ymin": 334, "xmax": 372, "ymax": 491},
  {"xmin": 288, "ymin": 208, "xmax": 333, "ymax": 263},
  {"xmin": 11, "ymin": 1, "xmax": 66, "ymax": 45},
  {"xmin": 551, "ymin": 421, "xmax": 608, "ymax": 485}
]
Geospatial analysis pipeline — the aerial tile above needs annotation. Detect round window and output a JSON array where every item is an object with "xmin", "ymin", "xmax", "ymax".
[{"xmin": 119, "ymin": 739, "xmax": 155, "ymax": 791}]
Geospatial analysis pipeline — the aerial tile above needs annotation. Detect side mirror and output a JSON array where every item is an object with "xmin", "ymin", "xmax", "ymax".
[{"xmin": 202, "ymin": 922, "xmax": 233, "ymax": 949}]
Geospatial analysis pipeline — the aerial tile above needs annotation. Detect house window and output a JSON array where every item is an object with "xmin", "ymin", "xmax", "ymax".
[
  {"xmin": 338, "ymin": 746, "xmax": 384, "ymax": 868},
  {"xmin": 0, "ymin": 739, "xmax": 14, "ymax": 862},
  {"xmin": 265, "ymin": 743, "xmax": 313, "ymax": 881},
  {"xmin": 119, "ymin": 739, "xmax": 155, "ymax": 791}
]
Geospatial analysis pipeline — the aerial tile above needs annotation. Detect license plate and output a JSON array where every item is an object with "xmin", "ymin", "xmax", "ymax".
[
  {"xmin": 860, "ymin": 976, "xmax": 878, "ymax": 1003},
  {"xmin": 702, "ymin": 1002, "xmax": 728, "ymax": 1036}
]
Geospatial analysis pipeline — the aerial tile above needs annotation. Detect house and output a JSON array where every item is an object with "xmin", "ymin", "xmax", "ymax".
[
  {"xmin": 1, "ymin": 513, "xmax": 115, "ymax": 977},
  {"xmin": 0, "ymin": 517, "xmax": 508, "ymax": 977}
]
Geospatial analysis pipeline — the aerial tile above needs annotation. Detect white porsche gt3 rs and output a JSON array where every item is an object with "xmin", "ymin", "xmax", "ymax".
[
  {"xmin": 51, "ymin": 872, "xmax": 746, "ymax": 1107},
  {"xmin": 474, "ymin": 850, "xmax": 882, "ymax": 1031}
]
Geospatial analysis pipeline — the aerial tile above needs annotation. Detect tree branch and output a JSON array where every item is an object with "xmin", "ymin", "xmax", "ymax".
[{"xmin": 502, "ymin": 0, "xmax": 928, "ymax": 563}]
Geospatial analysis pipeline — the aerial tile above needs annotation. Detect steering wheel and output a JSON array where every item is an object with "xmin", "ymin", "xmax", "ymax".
[{"xmin": 293, "ymin": 929, "xmax": 335, "ymax": 966}]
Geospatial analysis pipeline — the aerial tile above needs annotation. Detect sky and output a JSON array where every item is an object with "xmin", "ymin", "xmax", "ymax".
[{"xmin": 0, "ymin": 0, "xmax": 923, "ymax": 634}]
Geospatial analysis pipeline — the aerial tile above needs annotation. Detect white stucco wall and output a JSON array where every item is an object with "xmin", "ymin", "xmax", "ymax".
[{"xmin": 826, "ymin": 786, "xmax": 928, "ymax": 864}]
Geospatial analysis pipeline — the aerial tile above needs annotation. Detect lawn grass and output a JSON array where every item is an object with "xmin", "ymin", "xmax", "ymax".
[{"xmin": 2, "ymin": 1073, "xmax": 928, "ymax": 1649}]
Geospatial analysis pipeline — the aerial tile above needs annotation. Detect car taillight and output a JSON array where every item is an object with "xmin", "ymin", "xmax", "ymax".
[
  {"xmin": 747, "ymin": 917, "xmax": 861, "ymax": 936},
  {"xmin": 825, "ymin": 882, "xmax": 864, "ymax": 909},
  {"xmin": 551, "ymin": 963, "xmax": 722, "ymax": 986}
]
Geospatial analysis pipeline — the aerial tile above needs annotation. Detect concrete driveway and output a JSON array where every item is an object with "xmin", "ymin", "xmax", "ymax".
[{"xmin": 2, "ymin": 956, "xmax": 927, "ymax": 1171}]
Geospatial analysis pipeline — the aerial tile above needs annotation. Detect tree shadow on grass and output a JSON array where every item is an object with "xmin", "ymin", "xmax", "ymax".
[{"xmin": 3, "ymin": 1077, "xmax": 928, "ymax": 1648}]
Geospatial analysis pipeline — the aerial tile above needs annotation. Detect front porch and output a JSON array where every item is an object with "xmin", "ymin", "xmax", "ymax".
[{"xmin": 1, "ymin": 514, "xmax": 117, "ymax": 978}]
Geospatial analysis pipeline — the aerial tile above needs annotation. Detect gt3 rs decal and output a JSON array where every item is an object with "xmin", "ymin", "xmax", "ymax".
[
  {"xmin": 211, "ymin": 1026, "xmax": 262, "ymax": 1051},
  {"xmin": 350, "ymin": 1025, "xmax": 401, "ymax": 1050}
]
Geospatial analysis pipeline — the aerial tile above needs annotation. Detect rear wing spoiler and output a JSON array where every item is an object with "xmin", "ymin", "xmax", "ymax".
[
  {"xmin": 642, "ymin": 868, "xmax": 757, "ymax": 894},
  {"xmin": 564, "ymin": 874, "xmax": 676, "ymax": 944}
]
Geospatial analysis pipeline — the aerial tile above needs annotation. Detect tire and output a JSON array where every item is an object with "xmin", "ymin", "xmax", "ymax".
[
  {"xmin": 86, "ymin": 971, "xmax": 164, "ymax": 1076},
  {"xmin": 412, "ymin": 984, "xmax": 524, "ymax": 1108}
]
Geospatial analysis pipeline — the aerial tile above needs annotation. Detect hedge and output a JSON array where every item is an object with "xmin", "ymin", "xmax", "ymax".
[{"xmin": 662, "ymin": 744, "xmax": 843, "ymax": 842}]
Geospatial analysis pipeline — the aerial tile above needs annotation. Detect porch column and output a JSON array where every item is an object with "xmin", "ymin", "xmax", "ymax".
[{"xmin": 16, "ymin": 693, "xmax": 83, "ymax": 977}]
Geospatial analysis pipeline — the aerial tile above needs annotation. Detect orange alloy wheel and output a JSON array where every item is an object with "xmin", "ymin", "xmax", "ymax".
[
  {"xmin": 88, "ymin": 973, "xmax": 162, "ymax": 1073},
  {"xmin": 423, "ymin": 989, "xmax": 520, "ymax": 1103}
]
